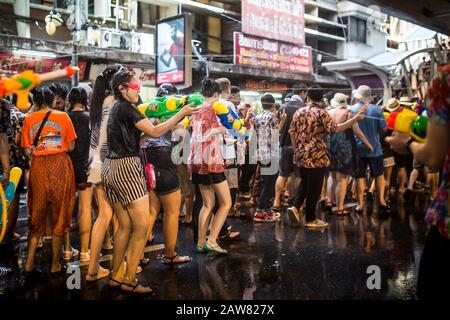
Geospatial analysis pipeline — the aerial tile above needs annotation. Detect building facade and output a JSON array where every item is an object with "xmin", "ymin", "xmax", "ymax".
[{"xmin": 0, "ymin": 0, "xmax": 397, "ymax": 101}]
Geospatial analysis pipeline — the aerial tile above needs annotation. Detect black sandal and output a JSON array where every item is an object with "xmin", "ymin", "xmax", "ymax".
[
  {"xmin": 108, "ymin": 276, "xmax": 122, "ymax": 289},
  {"xmin": 162, "ymin": 253, "xmax": 191, "ymax": 265},
  {"xmin": 121, "ymin": 281, "xmax": 153, "ymax": 294}
]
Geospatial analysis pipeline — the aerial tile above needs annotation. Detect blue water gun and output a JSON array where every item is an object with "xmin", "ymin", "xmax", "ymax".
[
  {"xmin": 0, "ymin": 167, "xmax": 23, "ymax": 242},
  {"xmin": 212, "ymin": 101, "xmax": 249, "ymax": 141}
]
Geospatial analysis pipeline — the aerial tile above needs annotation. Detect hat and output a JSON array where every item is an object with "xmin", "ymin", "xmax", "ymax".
[
  {"xmin": 353, "ymin": 85, "xmax": 372, "ymax": 103},
  {"xmin": 386, "ymin": 98, "xmax": 400, "ymax": 112},
  {"xmin": 399, "ymin": 96, "xmax": 413, "ymax": 107},
  {"xmin": 330, "ymin": 93, "xmax": 348, "ymax": 109}
]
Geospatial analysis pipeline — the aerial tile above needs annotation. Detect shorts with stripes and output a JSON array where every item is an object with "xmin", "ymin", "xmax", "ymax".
[{"xmin": 101, "ymin": 157, "xmax": 148, "ymax": 206}]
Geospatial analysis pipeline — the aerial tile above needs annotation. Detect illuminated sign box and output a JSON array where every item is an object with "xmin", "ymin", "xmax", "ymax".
[
  {"xmin": 155, "ymin": 13, "xmax": 192, "ymax": 87},
  {"xmin": 242, "ymin": 0, "xmax": 305, "ymax": 45},
  {"xmin": 234, "ymin": 32, "xmax": 312, "ymax": 74}
]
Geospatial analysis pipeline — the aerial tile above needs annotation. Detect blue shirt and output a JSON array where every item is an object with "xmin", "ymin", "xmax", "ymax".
[{"xmin": 350, "ymin": 102, "xmax": 387, "ymax": 158}]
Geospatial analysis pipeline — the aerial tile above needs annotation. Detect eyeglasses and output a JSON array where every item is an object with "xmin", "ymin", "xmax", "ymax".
[{"xmin": 126, "ymin": 81, "xmax": 142, "ymax": 92}]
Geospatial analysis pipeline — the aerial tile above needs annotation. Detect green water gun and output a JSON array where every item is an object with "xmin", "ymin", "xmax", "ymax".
[{"xmin": 138, "ymin": 92, "xmax": 204, "ymax": 122}]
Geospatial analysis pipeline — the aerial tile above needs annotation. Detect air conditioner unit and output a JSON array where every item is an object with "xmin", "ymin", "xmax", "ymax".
[
  {"xmin": 120, "ymin": 32, "xmax": 132, "ymax": 50},
  {"xmin": 100, "ymin": 29, "xmax": 122, "ymax": 49}
]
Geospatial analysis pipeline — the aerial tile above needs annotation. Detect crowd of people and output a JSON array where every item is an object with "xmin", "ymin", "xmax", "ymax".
[{"xmin": 0, "ymin": 62, "xmax": 448, "ymax": 297}]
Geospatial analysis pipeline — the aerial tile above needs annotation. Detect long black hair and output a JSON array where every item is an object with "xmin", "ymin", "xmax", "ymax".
[{"xmin": 90, "ymin": 64, "xmax": 124, "ymax": 130}]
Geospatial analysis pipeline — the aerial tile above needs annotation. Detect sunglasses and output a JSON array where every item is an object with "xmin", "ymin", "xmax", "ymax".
[{"xmin": 126, "ymin": 81, "xmax": 142, "ymax": 91}]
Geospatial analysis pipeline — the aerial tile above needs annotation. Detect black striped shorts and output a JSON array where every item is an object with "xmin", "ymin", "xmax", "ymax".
[{"xmin": 101, "ymin": 157, "xmax": 148, "ymax": 206}]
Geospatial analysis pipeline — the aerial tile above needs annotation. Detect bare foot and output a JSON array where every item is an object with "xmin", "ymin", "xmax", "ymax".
[
  {"xmin": 50, "ymin": 264, "xmax": 62, "ymax": 273},
  {"xmin": 162, "ymin": 254, "xmax": 191, "ymax": 265}
]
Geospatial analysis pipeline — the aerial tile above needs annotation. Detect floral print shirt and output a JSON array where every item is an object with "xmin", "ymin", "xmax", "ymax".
[
  {"xmin": 289, "ymin": 103, "xmax": 335, "ymax": 168},
  {"xmin": 425, "ymin": 64, "xmax": 450, "ymax": 240},
  {"xmin": 188, "ymin": 102, "xmax": 224, "ymax": 174},
  {"xmin": 8, "ymin": 106, "xmax": 28, "ymax": 169}
]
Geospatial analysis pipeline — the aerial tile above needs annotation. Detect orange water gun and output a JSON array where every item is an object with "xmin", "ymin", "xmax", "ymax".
[{"xmin": 0, "ymin": 66, "xmax": 78, "ymax": 109}]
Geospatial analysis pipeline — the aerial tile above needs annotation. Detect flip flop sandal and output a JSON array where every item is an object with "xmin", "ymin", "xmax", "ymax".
[
  {"xmin": 162, "ymin": 253, "xmax": 191, "ymax": 265},
  {"xmin": 86, "ymin": 268, "xmax": 110, "ymax": 282},
  {"xmin": 334, "ymin": 209, "xmax": 350, "ymax": 216}
]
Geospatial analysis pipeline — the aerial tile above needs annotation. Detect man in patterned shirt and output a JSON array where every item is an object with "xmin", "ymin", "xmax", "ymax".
[
  {"xmin": 253, "ymin": 94, "xmax": 280, "ymax": 222},
  {"xmin": 288, "ymin": 85, "xmax": 363, "ymax": 228}
]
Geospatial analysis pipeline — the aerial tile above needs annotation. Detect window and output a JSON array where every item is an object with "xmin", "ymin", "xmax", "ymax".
[{"xmin": 349, "ymin": 17, "xmax": 366, "ymax": 43}]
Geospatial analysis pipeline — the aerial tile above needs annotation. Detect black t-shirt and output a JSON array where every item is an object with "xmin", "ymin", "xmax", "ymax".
[
  {"xmin": 68, "ymin": 110, "xmax": 90, "ymax": 167},
  {"xmin": 106, "ymin": 100, "xmax": 145, "ymax": 159},
  {"xmin": 278, "ymin": 99, "xmax": 305, "ymax": 147}
]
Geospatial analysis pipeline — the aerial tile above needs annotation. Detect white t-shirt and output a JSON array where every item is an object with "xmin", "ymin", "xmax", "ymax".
[{"xmin": 220, "ymin": 99, "xmax": 237, "ymax": 160}]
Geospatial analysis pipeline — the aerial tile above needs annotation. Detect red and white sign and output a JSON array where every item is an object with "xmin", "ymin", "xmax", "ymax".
[
  {"xmin": 156, "ymin": 70, "xmax": 183, "ymax": 85},
  {"xmin": 234, "ymin": 32, "xmax": 312, "ymax": 74},
  {"xmin": 0, "ymin": 52, "xmax": 87, "ymax": 79},
  {"xmin": 242, "ymin": 0, "xmax": 305, "ymax": 45}
]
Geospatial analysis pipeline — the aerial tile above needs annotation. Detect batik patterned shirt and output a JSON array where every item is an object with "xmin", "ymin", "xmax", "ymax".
[{"xmin": 289, "ymin": 103, "xmax": 335, "ymax": 168}]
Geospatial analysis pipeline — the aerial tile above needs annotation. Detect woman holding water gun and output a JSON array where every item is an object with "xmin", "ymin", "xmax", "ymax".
[
  {"xmin": 101, "ymin": 70, "xmax": 198, "ymax": 294},
  {"xmin": 86, "ymin": 64, "xmax": 123, "ymax": 282},
  {"xmin": 142, "ymin": 83, "xmax": 191, "ymax": 266},
  {"xmin": 386, "ymin": 64, "xmax": 450, "ymax": 299},
  {"xmin": 188, "ymin": 78, "xmax": 232, "ymax": 255}
]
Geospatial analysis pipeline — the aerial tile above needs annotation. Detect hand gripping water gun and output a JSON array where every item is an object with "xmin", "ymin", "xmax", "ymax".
[
  {"xmin": 384, "ymin": 108, "xmax": 428, "ymax": 143},
  {"xmin": 0, "ymin": 66, "xmax": 79, "ymax": 109},
  {"xmin": 0, "ymin": 167, "xmax": 23, "ymax": 243},
  {"xmin": 138, "ymin": 91, "xmax": 204, "ymax": 122},
  {"xmin": 212, "ymin": 101, "xmax": 249, "ymax": 141}
]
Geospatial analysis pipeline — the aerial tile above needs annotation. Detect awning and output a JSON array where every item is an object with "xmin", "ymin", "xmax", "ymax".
[
  {"xmin": 322, "ymin": 59, "xmax": 391, "ymax": 102},
  {"xmin": 367, "ymin": 48, "xmax": 435, "ymax": 67},
  {"xmin": 402, "ymin": 25, "xmax": 437, "ymax": 42}
]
